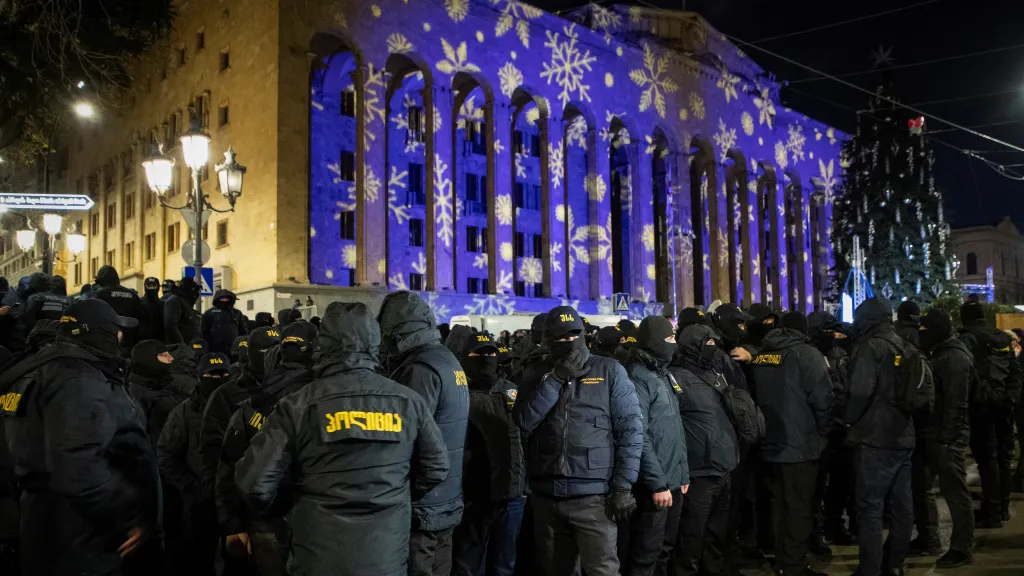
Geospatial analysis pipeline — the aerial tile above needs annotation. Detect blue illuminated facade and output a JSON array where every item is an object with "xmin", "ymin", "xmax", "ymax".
[{"xmin": 307, "ymin": 2, "xmax": 846, "ymax": 322}]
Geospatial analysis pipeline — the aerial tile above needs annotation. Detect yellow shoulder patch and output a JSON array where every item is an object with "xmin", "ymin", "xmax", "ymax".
[{"xmin": 752, "ymin": 353, "xmax": 782, "ymax": 365}]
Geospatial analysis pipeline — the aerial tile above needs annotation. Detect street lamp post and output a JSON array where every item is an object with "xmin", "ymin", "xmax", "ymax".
[{"xmin": 143, "ymin": 114, "xmax": 245, "ymax": 314}]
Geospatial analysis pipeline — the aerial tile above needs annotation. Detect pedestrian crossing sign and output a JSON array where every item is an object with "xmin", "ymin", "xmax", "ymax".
[
  {"xmin": 183, "ymin": 267, "xmax": 215, "ymax": 296},
  {"xmin": 613, "ymin": 292, "xmax": 630, "ymax": 313}
]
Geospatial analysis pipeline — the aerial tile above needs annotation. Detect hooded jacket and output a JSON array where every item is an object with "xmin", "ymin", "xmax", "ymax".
[
  {"xmin": 128, "ymin": 348, "xmax": 193, "ymax": 451},
  {"xmin": 1, "ymin": 275, "xmax": 45, "ymax": 352},
  {"xmin": 235, "ymin": 302, "xmax": 450, "ymax": 576},
  {"xmin": 844, "ymin": 297, "xmax": 915, "ymax": 450},
  {"xmin": 141, "ymin": 282, "xmax": 165, "ymax": 343},
  {"xmin": 750, "ymin": 328, "xmax": 834, "ymax": 463},
  {"xmin": 202, "ymin": 289, "xmax": 250, "ymax": 354},
  {"xmin": 0, "ymin": 340, "xmax": 159, "ymax": 576},
  {"xmin": 445, "ymin": 327, "xmax": 526, "ymax": 504},
  {"xmin": 959, "ymin": 318, "xmax": 1023, "ymax": 407},
  {"xmin": 377, "ymin": 291, "xmax": 467, "ymax": 531},
  {"xmin": 164, "ymin": 279, "xmax": 200, "ymax": 344},
  {"xmin": 807, "ymin": 311, "xmax": 849, "ymax": 429},
  {"xmin": 158, "ymin": 371, "xmax": 226, "ymax": 509},
  {"xmin": 513, "ymin": 335, "xmax": 643, "ymax": 498},
  {"xmin": 92, "ymin": 266, "xmax": 148, "ymax": 348},
  {"xmin": 624, "ymin": 347, "xmax": 689, "ymax": 492},
  {"xmin": 670, "ymin": 325, "xmax": 740, "ymax": 477},
  {"xmin": 922, "ymin": 335, "xmax": 973, "ymax": 448},
  {"xmin": 22, "ymin": 274, "xmax": 72, "ymax": 331}
]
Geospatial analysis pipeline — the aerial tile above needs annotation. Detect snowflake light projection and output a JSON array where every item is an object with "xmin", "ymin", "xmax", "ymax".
[
  {"xmin": 465, "ymin": 294, "xmax": 517, "ymax": 315},
  {"xmin": 818, "ymin": 159, "xmax": 836, "ymax": 203},
  {"xmin": 566, "ymin": 116, "xmax": 588, "ymax": 149},
  {"xmin": 514, "ymin": 153, "xmax": 527, "ymax": 179},
  {"xmin": 498, "ymin": 62, "xmax": 523, "ymax": 98},
  {"xmin": 436, "ymin": 39, "xmax": 481, "ymax": 75},
  {"xmin": 496, "ymin": 194, "xmax": 513, "ymax": 225},
  {"xmin": 551, "ymin": 242, "xmax": 563, "ymax": 272},
  {"xmin": 713, "ymin": 118, "xmax": 736, "ymax": 162},
  {"xmin": 550, "ymin": 142, "xmax": 565, "ymax": 188},
  {"xmin": 647, "ymin": 263, "xmax": 656, "ymax": 280},
  {"xmin": 346, "ymin": 165, "xmax": 382, "ymax": 205},
  {"xmin": 589, "ymin": 174, "xmax": 607, "ymax": 202},
  {"xmin": 387, "ymin": 33, "xmax": 413, "ymax": 54},
  {"xmin": 492, "ymin": 0, "xmax": 543, "ymax": 48},
  {"xmin": 642, "ymin": 223, "xmax": 655, "ymax": 251},
  {"xmin": 786, "ymin": 124, "xmax": 806, "ymax": 164},
  {"xmin": 433, "ymin": 154, "xmax": 454, "ymax": 247},
  {"xmin": 775, "ymin": 141, "xmax": 789, "ymax": 170},
  {"xmin": 387, "ymin": 166, "xmax": 410, "ymax": 224},
  {"xmin": 501, "ymin": 242, "xmax": 514, "ymax": 262},
  {"xmin": 445, "ymin": 0, "xmax": 469, "ymax": 22},
  {"xmin": 590, "ymin": 3, "xmax": 623, "ymax": 44},
  {"xmin": 343, "ymin": 244, "xmax": 357, "ymax": 269},
  {"xmin": 541, "ymin": 24, "xmax": 597, "ymax": 108},
  {"xmin": 629, "ymin": 43, "xmax": 679, "ymax": 119},
  {"xmin": 520, "ymin": 257, "xmax": 543, "ymax": 283},
  {"xmin": 424, "ymin": 292, "xmax": 452, "ymax": 324},
  {"xmin": 474, "ymin": 252, "xmax": 488, "ymax": 269},
  {"xmin": 389, "ymin": 272, "xmax": 408, "ymax": 290},
  {"xmin": 716, "ymin": 66, "xmax": 739, "ymax": 103},
  {"xmin": 741, "ymin": 112, "xmax": 754, "ymax": 136},
  {"xmin": 364, "ymin": 64, "xmax": 386, "ymax": 151},
  {"xmin": 688, "ymin": 92, "xmax": 705, "ymax": 120},
  {"xmin": 754, "ymin": 84, "xmax": 776, "ymax": 129}
]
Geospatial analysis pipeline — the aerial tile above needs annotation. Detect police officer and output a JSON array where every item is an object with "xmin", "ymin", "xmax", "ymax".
[
  {"xmin": 671, "ymin": 325, "xmax": 740, "ymax": 576},
  {"xmin": 202, "ymin": 290, "xmax": 250, "ymax": 354},
  {"xmin": 197, "ymin": 326, "xmax": 280, "ymax": 516},
  {"xmin": 158, "ymin": 352, "xmax": 232, "ymax": 576},
  {"xmin": 750, "ymin": 313, "xmax": 834, "ymax": 576},
  {"xmin": 622, "ymin": 316, "xmax": 689, "ymax": 576},
  {"xmin": 235, "ymin": 302, "xmax": 451, "ymax": 576},
  {"xmin": 960, "ymin": 300, "xmax": 1022, "ymax": 528},
  {"xmin": 913, "ymin": 310, "xmax": 974, "ymax": 568},
  {"xmin": 3, "ymin": 274, "xmax": 47, "ymax": 352},
  {"xmin": 92, "ymin": 265, "xmax": 149, "ymax": 349},
  {"xmin": 218, "ymin": 321, "xmax": 315, "ymax": 575},
  {"xmin": 21, "ymin": 273, "xmax": 72, "ymax": 329},
  {"xmin": 140, "ymin": 277, "xmax": 165, "ymax": 343},
  {"xmin": 0, "ymin": 299, "xmax": 159, "ymax": 574},
  {"xmin": 895, "ymin": 301, "xmax": 922, "ymax": 349},
  {"xmin": 710, "ymin": 304, "xmax": 752, "ymax": 353},
  {"xmin": 594, "ymin": 325, "xmax": 624, "ymax": 359},
  {"xmin": 165, "ymin": 277, "xmax": 201, "ymax": 344},
  {"xmin": 129, "ymin": 339, "xmax": 193, "ymax": 450},
  {"xmin": 378, "ymin": 291, "xmax": 469, "ymax": 576},
  {"xmin": 615, "ymin": 319, "xmax": 639, "ymax": 364},
  {"xmin": 161, "ymin": 279, "xmax": 178, "ymax": 302},
  {"xmin": 845, "ymin": 297, "xmax": 915, "ymax": 576},
  {"xmin": 513, "ymin": 306, "xmax": 643, "ymax": 576},
  {"xmin": 806, "ymin": 311, "xmax": 855, "ymax": 545},
  {"xmin": 448, "ymin": 330, "xmax": 526, "ymax": 576},
  {"xmin": 511, "ymin": 313, "xmax": 548, "ymax": 381}
]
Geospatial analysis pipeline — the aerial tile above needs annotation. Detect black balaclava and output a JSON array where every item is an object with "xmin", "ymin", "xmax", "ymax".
[
  {"xmin": 897, "ymin": 301, "xmax": 921, "ymax": 328},
  {"xmin": 244, "ymin": 327, "xmax": 282, "ymax": 383},
  {"xmin": 711, "ymin": 316, "xmax": 744, "ymax": 350},
  {"xmin": 594, "ymin": 326, "xmax": 622, "ymax": 356},
  {"xmin": 637, "ymin": 316, "xmax": 676, "ymax": 365},
  {"xmin": 79, "ymin": 284, "xmax": 93, "ymax": 300},
  {"xmin": 254, "ymin": 312, "xmax": 275, "ymax": 328},
  {"xmin": 919, "ymin": 309, "xmax": 953, "ymax": 352},
  {"xmin": 960, "ymin": 301, "xmax": 986, "ymax": 326},
  {"xmin": 807, "ymin": 312, "xmax": 840, "ymax": 352},
  {"xmin": 144, "ymin": 277, "xmax": 160, "ymax": 299},
  {"xmin": 199, "ymin": 372, "xmax": 230, "ymax": 396},
  {"xmin": 230, "ymin": 336, "xmax": 248, "ymax": 364},
  {"xmin": 49, "ymin": 275, "xmax": 67, "ymax": 296},
  {"xmin": 544, "ymin": 306, "xmax": 589, "ymax": 367},
  {"xmin": 530, "ymin": 313, "xmax": 547, "ymax": 345},
  {"xmin": 677, "ymin": 307, "xmax": 712, "ymax": 334},
  {"xmin": 179, "ymin": 278, "xmax": 201, "ymax": 305},
  {"xmin": 131, "ymin": 339, "xmax": 172, "ymax": 379},
  {"xmin": 463, "ymin": 354, "xmax": 499, "ymax": 389},
  {"xmin": 15, "ymin": 276, "xmax": 30, "ymax": 300},
  {"xmin": 162, "ymin": 279, "xmax": 177, "ymax": 297},
  {"xmin": 746, "ymin": 304, "xmax": 779, "ymax": 345},
  {"xmin": 781, "ymin": 312, "xmax": 808, "ymax": 335}
]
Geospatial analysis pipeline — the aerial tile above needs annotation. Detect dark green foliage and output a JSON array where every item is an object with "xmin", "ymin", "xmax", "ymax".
[
  {"xmin": 830, "ymin": 86, "xmax": 952, "ymax": 306},
  {"xmin": 0, "ymin": 0, "xmax": 174, "ymax": 159}
]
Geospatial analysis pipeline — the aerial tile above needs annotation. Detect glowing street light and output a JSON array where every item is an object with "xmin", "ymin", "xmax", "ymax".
[
  {"xmin": 142, "ymin": 143, "xmax": 175, "ymax": 196},
  {"xmin": 72, "ymin": 101, "xmax": 96, "ymax": 119},
  {"xmin": 42, "ymin": 214, "xmax": 63, "ymax": 235},
  {"xmin": 65, "ymin": 232, "xmax": 87, "ymax": 256},
  {"xmin": 16, "ymin": 230, "xmax": 36, "ymax": 251}
]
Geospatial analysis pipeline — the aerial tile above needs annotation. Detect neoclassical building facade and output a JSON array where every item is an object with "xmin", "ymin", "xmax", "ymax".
[{"xmin": 307, "ymin": 1, "xmax": 844, "ymax": 319}]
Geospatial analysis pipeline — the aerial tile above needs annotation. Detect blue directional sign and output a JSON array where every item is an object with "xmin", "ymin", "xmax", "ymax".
[
  {"xmin": 613, "ymin": 292, "xmax": 630, "ymax": 313},
  {"xmin": 0, "ymin": 193, "xmax": 95, "ymax": 210},
  {"xmin": 183, "ymin": 267, "xmax": 216, "ymax": 297}
]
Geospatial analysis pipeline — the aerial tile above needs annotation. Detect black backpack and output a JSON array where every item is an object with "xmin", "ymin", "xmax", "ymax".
[
  {"xmin": 700, "ymin": 370, "xmax": 765, "ymax": 445},
  {"xmin": 886, "ymin": 339, "xmax": 934, "ymax": 415},
  {"xmin": 965, "ymin": 332, "xmax": 1015, "ymax": 405}
]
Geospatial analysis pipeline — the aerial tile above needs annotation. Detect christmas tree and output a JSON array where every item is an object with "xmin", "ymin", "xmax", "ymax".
[{"xmin": 830, "ymin": 83, "xmax": 953, "ymax": 306}]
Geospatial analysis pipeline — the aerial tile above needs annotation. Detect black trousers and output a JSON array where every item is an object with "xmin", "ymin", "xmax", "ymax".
[
  {"xmin": 771, "ymin": 461, "xmax": 818, "ymax": 575},
  {"xmin": 822, "ymin": 436, "xmax": 856, "ymax": 536},
  {"xmin": 911, "ymin": 439, "xmax": 974, "ymax": 554},
  {"xmin": 675, "ymin": 475, "xmax": 730, "ymax": 576},
  {"xmin": 166, "ymin": 500, "xmax": 217, "ymax": 576},
  {"xmin": 854, "ymin": 446, "xmax": 913, "ymax": 576},
  {"xmin": 453, "ymin": 497, "xmax": 525, "ymax": 576},
  {"xmin": 617, "ymin": 488, "xmax": 683, "ymax": 576},
  {"xmin": 1015, "ymin": 396, "xmax": 1024, "ymax": 485},
  {"xmin": 726, "ymin": 444, "xmax": 758, "ymax": 553},
  {"xmin": 410, "ymin": 526, "xmax": 455, "ymax": 576},
  {"xmin": 532, "ymin": 494, "xmax": 619, "ymax": 576},
  {"xmin": 970, "ymin": 405, "xmax": 1015, "ymax": 517}
]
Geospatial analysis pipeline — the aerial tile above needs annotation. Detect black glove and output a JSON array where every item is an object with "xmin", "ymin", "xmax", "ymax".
[
  {"xmin": 551, "ymin": 347, "xmax": 588, "ymax": 382},
  {"xmin": 607, "ymin": 490, "xmax": 637, "ymax": 522}
]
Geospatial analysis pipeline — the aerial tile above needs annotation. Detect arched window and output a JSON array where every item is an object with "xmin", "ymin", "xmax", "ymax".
[{"xmin": 966, "ymin": 252, "xmax": 978, "ymax": 275}]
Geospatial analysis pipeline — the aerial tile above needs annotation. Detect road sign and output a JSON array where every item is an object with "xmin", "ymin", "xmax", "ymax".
[
  {"xmin": 183, "ymin": 266, "xmax": 215, "ymax": 296},
  {"xmin": 613, "ymin": 292, "xmax": 630, "ymax": 313},
  {"xmin": 0, "ymin": 193, "xmax": 94, "ymax": 211},
  {"xmin": 180, "ymin": 208, "xmax": 210, "ymax": 231},
  {"xmin": 181, "ymin": 239, "xmax": 211, "ymax": 267}
]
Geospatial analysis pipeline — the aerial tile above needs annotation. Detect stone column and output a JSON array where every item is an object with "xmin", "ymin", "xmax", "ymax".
[
  {"xmin": 491, "ymin": 97, "xmax": 514, "ymax": 295},
  {"xmin": 361, "ymin": 63, "xmax": 388, "ymax": 288},
  {"xmin": 632, "ymin": 141, "xmax": 655, "ymax": 305},
  {"xmin": 592, "ymin": 139, "xmax": 613, "ymax": 302},
  {"xmin": 545, "ymin": 114, "xmax": 567, "ymax": 299},
  {"xmin": 430, "ymin": 84, "xmax": 455, "ymax": 291}
]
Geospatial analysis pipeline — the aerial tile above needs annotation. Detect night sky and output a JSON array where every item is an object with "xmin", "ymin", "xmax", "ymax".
[{"xmin": 536, "ymin": 0, "xmax": 1024, "ymax": 230}]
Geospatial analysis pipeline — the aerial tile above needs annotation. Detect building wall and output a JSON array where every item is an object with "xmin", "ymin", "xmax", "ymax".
[
  {"xmin": 952, "ymin": 219, "xmax": 1024, "ymax": 304},
  {"xmin": 28, "ymin": 0, "xmax": 845, "ymax": 322}
]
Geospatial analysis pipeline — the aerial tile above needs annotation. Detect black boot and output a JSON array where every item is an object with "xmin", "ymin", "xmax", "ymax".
[
  {"xmin": 907, "ymin": 535, "xmax": 942, "ymax": 557},
  {"xmin": 935, "ymin": 550, "xmax": 973, "ymax": 569},
  {"xmin": 974, "ymin": 507, "xmax": 1003, "ymax": 529}
]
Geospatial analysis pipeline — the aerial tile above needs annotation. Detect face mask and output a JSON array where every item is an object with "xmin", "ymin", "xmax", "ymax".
[
  {"xmin": 648, "ymin": 341, "xmax": 676, "ymax": 364},
  {"xmin": 815, "ymin": 331, "xmax": 836, "ymax": 351},
  {"xmin": 463, "ymin": 355, "xmax": 499, "ymax": 387},
  {"xmin": 246, "ymin": 350, "xmax": 268, "ymax": 382},
  {"xmin": 701, "ymin": 343, "xmax": 718, "ymax": 364},
  {"xmin": 200, "ymin": 374, "xmax": 227, "ymax": 396},
  {"xmin": 548, "ymin": 337, "xmax": 584, "ymax": 361},
  {"xmin": 134, "ymin": 354, "xmax": 172, "ymax": 379}
]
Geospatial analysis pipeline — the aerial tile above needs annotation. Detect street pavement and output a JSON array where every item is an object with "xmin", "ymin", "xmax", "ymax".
[{"xmin": 737, "ymin": 462, "xmax": 1024, "ymax": 575}]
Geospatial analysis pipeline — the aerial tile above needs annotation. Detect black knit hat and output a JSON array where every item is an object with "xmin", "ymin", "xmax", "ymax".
[
  {"xmin": 960, "ymin": 301, "xmax": 986, "ymax": 325},
  {"xmin": 897, "ymin": 301, "xmax": 921, "ymax": 326},
  {"xmin": 920, "ymin": 309, "xmax": 952, "ymax": 342},
  {"xmin": 636, "ymin": 316, "xmax": 674, "ymax": 349},
  {"xmin": 781, "ymin": 311, "xmax": 808, "ymax": 335}
]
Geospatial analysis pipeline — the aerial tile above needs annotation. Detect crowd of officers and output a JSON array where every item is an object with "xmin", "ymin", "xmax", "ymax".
[{"xmin": 1, "ymin": 265, "xmax": 1022, "ymax": 576}]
